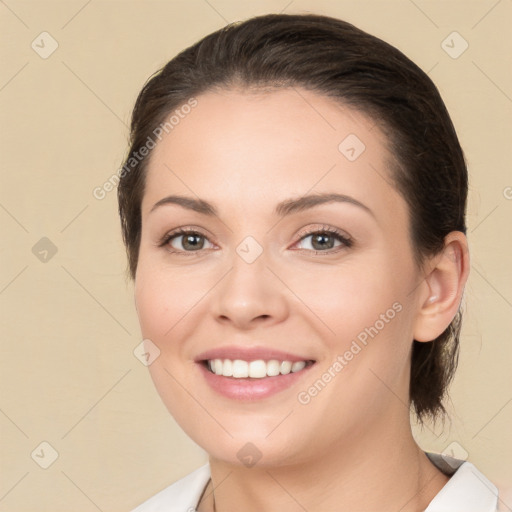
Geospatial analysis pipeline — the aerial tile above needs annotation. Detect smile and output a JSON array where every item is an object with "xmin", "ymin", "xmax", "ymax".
[
  {"xmin": 206, "ymin": 359, "xmax": 312, "ymax": 378},
  {"xmin": 197, "ymin": 351, "xmax": 315, "ymax": 400}
]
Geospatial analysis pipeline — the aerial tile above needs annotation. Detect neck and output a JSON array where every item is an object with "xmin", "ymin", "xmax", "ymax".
[{"xmin": 198, "ymin": 413, "xmax": 449, "ymax": 512}]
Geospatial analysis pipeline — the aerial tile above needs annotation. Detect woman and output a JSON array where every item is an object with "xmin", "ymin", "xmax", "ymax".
[{"xmin": 118, "ymin": 13, "xmax": 499, "ymax": 511}]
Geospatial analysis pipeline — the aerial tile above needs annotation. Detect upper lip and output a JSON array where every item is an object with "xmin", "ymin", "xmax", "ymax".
[{"xmin": 195, "ymin": 346, "xmax": 315, "ymax": 363}]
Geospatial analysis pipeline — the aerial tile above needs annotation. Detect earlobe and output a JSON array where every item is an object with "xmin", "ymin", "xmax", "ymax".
[{"xmin": 413, "ymin": 232, "xmax": 470, "ymax": 342}]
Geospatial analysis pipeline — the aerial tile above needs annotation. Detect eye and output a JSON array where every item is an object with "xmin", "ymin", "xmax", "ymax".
[
  {"xmin": 293, "ymin": 225, "xmax": 353, "ymax": 254},
  {"xmin": 158, "ymin": 225, "xmax": 353, "ymax": 256},
  {"xmin": 158, "ymin": 228, "xmax": 215, "ymax": 254}
]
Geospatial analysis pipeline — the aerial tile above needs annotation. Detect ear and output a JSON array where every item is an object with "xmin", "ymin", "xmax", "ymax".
[{"xmin": 413, "ymin": 231, "xmax": 470, "ymax": 342}]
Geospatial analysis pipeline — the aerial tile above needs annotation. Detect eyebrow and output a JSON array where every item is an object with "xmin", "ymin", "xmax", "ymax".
[{"xmin": 149, "ymin": 192, "xmax": 374, "ymax": 218}]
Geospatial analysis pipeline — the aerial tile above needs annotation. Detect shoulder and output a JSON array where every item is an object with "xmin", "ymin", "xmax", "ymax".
[
  {"xmin": 130, "ymin": 464, "xmax": 211, "ymax": 512},
  {"xmin": 425, "ymin": 452, "xmax": 499, "ymax": 512}
]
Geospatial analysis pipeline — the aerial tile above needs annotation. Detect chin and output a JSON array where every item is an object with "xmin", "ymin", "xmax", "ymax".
[{"xmin": 185, "ymin": 420, "xmax": 315, "ymax": 469}]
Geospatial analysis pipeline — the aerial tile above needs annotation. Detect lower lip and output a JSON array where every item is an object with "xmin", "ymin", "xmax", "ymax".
[{"xmin": 198, "ymin": 363, "xmax": 314, "ymax": 401}]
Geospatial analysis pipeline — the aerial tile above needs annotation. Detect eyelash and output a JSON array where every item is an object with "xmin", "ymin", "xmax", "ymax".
[{"xmin": 157, "ymin": 225, "xmax": 353, "ymax": 256}]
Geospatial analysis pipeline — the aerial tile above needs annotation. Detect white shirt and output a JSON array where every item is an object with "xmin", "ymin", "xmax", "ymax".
[{"xmin": 131, "ymin": 453, "xmax": 499, "ymax": 511}]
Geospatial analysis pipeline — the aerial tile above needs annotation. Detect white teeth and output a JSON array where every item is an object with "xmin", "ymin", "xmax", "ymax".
[
  {"xmin": 291, "ymin": 361, "xmax": 306, "ymax": 373},
  {"xmin": 248, "ymin": 360, "xmax": 267, "ymax": 379},
  {"xmin": 222, "ymin": 359, "xmax": 233, "ymax": 377},
  {"xmin": 280, "ymin": 361, "xmax": 292, "ymax": 375},
  {"xmin": 232, "ymin": 359, "xmax": 249, "ymax": 378},
  {"xmin": 266, "ymin": 360, "xmax": 280, "ymax": 377},
  {"xmin": 206, "ymin": 358, "xmax": 310, "ymax": 378},
  {"xmin": 213, "ymin": 359, "xmax": 223, "ymax": 375}
]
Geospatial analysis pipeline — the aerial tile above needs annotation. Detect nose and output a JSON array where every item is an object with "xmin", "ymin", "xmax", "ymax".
[{"xmin": 211, "ymin": 249, "xmax": 289, "ymax": 330}]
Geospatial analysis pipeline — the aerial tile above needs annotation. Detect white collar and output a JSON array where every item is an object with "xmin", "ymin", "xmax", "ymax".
[
  {"xmin": 131, "ymin": 454, "xmax": 499, "ymax": 511},
  {"xmin": 131, "ymin": 463, "xmax": 211, "ymax": 511},
  {"xmin": 424, "ymin": 452, "xmax": 498, "ymax": 511}
]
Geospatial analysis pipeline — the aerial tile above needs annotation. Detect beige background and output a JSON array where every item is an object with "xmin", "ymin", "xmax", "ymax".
[{"xmin": 1, "ymin": 0, "xmax": 511, "ymax": 510}]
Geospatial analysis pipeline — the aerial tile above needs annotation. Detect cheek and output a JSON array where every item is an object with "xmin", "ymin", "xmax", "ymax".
[
  {"xmin": 287, "ymin": 254, "xmax": 416, "ymax": 397},
  {"xmin": 134, "ymin": 261, "xmax": 208, "ymax": 344},
  {"xmin": 134, "ymin": 265, "xmax": 208, "ymax": 422},
  {"xmin": 289, "ymin": 271, "xmax": 414, "ymax": 441},
  {"xmin": 285, "ymin": 256, "xmax": 411, "ymax": 343},
  {"xmin": 135, "ymin": 273, "xmax": 169, "ymax": 340}
]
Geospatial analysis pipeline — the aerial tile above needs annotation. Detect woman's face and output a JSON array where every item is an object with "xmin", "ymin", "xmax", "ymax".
[{"xmin": 135, "ymin": 88, "xmax": 426, "ymax": 467}]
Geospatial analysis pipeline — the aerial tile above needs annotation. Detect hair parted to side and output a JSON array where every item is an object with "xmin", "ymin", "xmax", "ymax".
[{"xmin": 117, "ymin": 14, "xmax": 468, "ymax": 423}]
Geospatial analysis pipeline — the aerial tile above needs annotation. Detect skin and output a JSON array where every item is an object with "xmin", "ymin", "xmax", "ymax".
[{"xmin": 134, "ymin": 88, "xmax": 470, "ymax": 511}]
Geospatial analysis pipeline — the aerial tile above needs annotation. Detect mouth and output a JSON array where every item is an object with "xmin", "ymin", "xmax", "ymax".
[
  {"xmin": 195, "ymin": 348, "xmax": 317, "ymax": 401},
  {"xmin": 202, "ymin": 358, "xmax": 315, "ymax": 378}
]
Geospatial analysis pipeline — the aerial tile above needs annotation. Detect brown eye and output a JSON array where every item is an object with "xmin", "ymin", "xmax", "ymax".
[
  {"xmin": 159, "ymin": 229, "xmax": 214, "ymax": 254},
  {"xmin": 172, "ymin": 232, "xmax": 206, "ymax": 251},
  {"xmin": 294, "ymin": 227, "xmax": 353, "ymax": 254},
  {"xmin": 305, "ymin": 232, "xmax": 338, "ymax": 251}
]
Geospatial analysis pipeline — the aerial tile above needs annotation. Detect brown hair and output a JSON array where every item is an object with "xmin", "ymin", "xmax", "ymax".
[{"xmin": 117, "ymin": 13, "xmax": 468, "ymax": 422}]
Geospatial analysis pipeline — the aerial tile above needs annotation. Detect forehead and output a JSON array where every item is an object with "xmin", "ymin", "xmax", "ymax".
[{"xmin": 141, "ymin": 87, "xmax": 405, "ymax": 225}]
